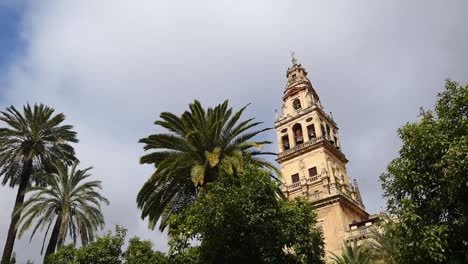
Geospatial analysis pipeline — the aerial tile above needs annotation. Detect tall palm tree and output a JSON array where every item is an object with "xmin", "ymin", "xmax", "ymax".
[
  {"xmin": 16, "ymin": 162, "xmax": 109, "ymax": 263},
  {"xmin": 330, "ymin": 244, "xmax": 372, "ymax": 264},
  {"xmin": 137, "ymin": 100, "xmax": 277, "ymax": 230},
  {"xmin": 0, "ymin": 103, "xmax": 78, "ymax": 263}
]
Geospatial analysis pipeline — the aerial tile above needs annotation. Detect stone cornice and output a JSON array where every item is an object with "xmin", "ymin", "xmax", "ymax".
[
  {"xmin": 312, "ymin": 194, "xmax": 368, "ymax": 218},
  {"xmin": 283, "ymin": 80, "xmax": 313, "ymax": 99},
  {"xmin": 275, "ymin": 104, "xmax": 337, "ymax": 129}
]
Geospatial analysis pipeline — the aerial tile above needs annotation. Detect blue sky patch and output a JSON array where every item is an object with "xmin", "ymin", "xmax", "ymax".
[{"xmin": 0, "ymin": 4, "xmax": 23, "ymax": 95}]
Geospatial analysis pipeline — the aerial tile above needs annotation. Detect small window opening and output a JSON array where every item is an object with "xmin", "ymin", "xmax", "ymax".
[
  {"xmin": 291, "ymin": 174, "xmax": 300, "ymax": 183},
  {"xmin": 308, "ymin": 167, "xmax": 318, "ymax": 177},
  {"xmin": 292, "ymin": 99, "xmax": 301, "ymax": 110},
  {"xmin": 307, "ymin": 124, "xmax": 316, "ymax": 139},
  {"xmin": 281, "ymin": 135, "xmax": 290, "ymax": 150},
  {"xmin": 292, "ymin": 123, "xmax": 303, "ymax": 144}
]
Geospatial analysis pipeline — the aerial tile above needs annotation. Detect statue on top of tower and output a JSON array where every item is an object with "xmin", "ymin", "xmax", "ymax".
[{"xmin": 291, "ymin": 51, "xmax": 298, "ymax": 65}]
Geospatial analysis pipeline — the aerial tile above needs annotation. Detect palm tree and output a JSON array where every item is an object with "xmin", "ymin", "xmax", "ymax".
[
  {"xmin": 0, "ymin": 103, "xmax": 78, "ymax": 263},
  {"xmin": 330, "ymin": 244, "xmax": 372, "ymax": 264},
  {"xmin": 364, "ymin": 227, "xmax": 400, "ymax": 264},
  {"xmin": 16, "ymin": 162, "xmax": 109, "ymax": 263},
  {"xmin": 137, "ymin": 100, "xmax": 277, "ymax": 230}
]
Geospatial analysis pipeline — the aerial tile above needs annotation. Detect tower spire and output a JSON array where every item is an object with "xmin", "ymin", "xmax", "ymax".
[{"xmin": 354, "ymin": 179, "xmax": 364, "ymax": 206}]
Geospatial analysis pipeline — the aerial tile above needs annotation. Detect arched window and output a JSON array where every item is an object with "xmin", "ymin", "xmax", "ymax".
[
  {"xmin": 281, "ymin": 135, "xmax": 290, "ymax": 151},
  {"xmin": 292, "ymin": 99, "xmax": 301, "ymax": 110},
  {"xmin": 307, "ymin": 124, "xmax": 316, "ymax": 139},
  {"xmin": 292, "ymin": 123, "xmax": 303, "ymax": 144}
]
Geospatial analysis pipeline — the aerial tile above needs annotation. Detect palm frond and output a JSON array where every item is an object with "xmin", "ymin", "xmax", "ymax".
[
  {"xmin": 0, "ymin": 103, "xmax": 78, "ymax": 187},
  {"xmin": 137, "ymin": 100, "xmax": 277, "ymax": 231},
  {"xmin": 15, "ymin": 161, "xmax": 108, "ymax": 256}
]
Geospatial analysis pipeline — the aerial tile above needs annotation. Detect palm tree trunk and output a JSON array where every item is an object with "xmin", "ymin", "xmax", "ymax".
[
  {"xmin": 1, "ymin": 159, "xmax": 33, "ymax": 264},
  {"xmin": 44, "ymin": 215, "xmax": 62, "ymax": 264}
]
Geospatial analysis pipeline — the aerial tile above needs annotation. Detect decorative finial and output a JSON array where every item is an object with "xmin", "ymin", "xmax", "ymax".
[{"xmin": 290, "ymin": 51, "xmax": 298, "ymax": 65}]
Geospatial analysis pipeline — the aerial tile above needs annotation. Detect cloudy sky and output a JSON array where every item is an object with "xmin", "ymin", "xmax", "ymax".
[{"xmin": 0, "ymin": 0, "xmax": 467, "ymax": 262}]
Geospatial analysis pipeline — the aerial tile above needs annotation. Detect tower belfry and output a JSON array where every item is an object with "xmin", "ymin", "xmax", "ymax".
[{"xmin": 275, "ymin": 59, "xmax": 371, "ymax": 258}]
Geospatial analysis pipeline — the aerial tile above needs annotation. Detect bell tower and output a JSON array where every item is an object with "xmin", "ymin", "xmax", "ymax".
[{"xmin": 275, "ymin": 57, "xmax": 369, "ymax": 258}]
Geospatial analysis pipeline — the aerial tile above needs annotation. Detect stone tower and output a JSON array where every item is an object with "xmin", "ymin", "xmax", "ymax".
[{"xmin": 275, "ymin": 59, "xmax": 370, "ymax": 258}]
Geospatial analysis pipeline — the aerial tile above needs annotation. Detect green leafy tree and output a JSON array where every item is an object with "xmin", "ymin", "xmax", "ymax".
[
  {"xmin": 169, "ymin": 246, "xmax": 201, "ymax": 264},
  {"xmin": 380, "ymin": 80, "xmax": 468, "ymax": 263},
  {"xmin": 137, "ymin": 100, "xmax": 277, "ymax": 230},
  {"xmin": 330, "ymin": 244, "xmax": 372, "ymax": 264},
  {"xmin": 16, "ymin": 162, "xmax": 109, "ymax": 263},
  {"xmin": 47, "ymin": 244, "xmax": 77, "ymax": 264},
  {"xmin": 168, "ymin": 164, "xmax": 325, "ymax": 264},
  {"xmin": 0, "ymin": 103, "xmax": 78, "ymax": 264},
  {"xmin": 49, "ymin": 227, "xmax": 169, "ymax": 264},
  {"xmin": 48, "ymin": 226, "xmax": 126, "ymax": 264},
  {"xmin": 124, "ymin": 237, "xmax": 168, "ymax": 264}
]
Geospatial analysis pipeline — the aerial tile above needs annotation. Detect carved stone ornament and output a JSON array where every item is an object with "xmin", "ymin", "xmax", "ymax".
[
  {"xmin": 298, "ymin": 159, "xmax": 305, "ymax": 169},
  {"xmin": 305, "ymin": 92, "xmax": 312, "ymax": 106},
  {"xmin": 321, "ymin": 165, "xmax": 328, "ymax": 178}
]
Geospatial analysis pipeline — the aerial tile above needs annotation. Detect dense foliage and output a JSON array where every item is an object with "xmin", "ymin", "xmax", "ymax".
[
  {"xmin": 168, "ymin": 164, "xmax": 325, "ymax": 264},
  {"xmin": 330, "ymin": 244, "xmax": 372, "ymax": 264},
  {"xmin": 137, "ymin": 100, "xmax": 277, "ymax": 230},
  {"xmin": 48, "ymin": 226, "xmax": 169, "ymax": 264},
  {"xmin": 16, "ymin": 162, "xmax": 109, "ymax": 262},
  {"xmin": 0, "ymin": 103, "xmax": 78, "ymax": 264},
  {"xmin": 380, "ymin": 80, "xmax": 468, "ymax": 263},
  {"xmin": 365, "ymin": 226, "xmax": 400, "ymax": 264},
  {"xmin": 48, "ymin": 226, "xmax": 126, "ymax": 264},
  {"xmin": 124, "ymin": 237, "xmax": 168, "ymax": 264}
]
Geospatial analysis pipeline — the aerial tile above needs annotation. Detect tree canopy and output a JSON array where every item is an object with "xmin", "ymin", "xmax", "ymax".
[
  {"xmin": 48, "ymin": 226, "xmax": 127, "ymax": 264},
  {"xmin": 0, "ymin": 103, "xmax": 78, "ymax": 264},
  {"xmin": 124, "ymin": 237, "xmax": 168, "ymax": 264},
  {"xmin": 380, "ymin": 80, "xmax": 468, "ymax": 263},
  {"xmin": 137, "ymin": 100, "xmax": 277, "ymax": 231},
  {"xmin": 330, "ymin": 244, "xmax": 372, "ymax": 264},
  {"xmin": 16, "ymin": 162, "xmax": 109, "ymax": 262},
  {"xmin": 48, "ymin": 226, "xmax": 169, "ymax": 264},
  {"xmin": 168, "ymin": 164, "xmax": 325, "ymax": 264}
]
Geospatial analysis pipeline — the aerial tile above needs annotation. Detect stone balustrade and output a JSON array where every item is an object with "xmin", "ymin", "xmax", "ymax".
[
  {"xmin": 278, "ymin": 136, "xmax": 325, "ymax": 158},
  {"xmin": 345, "ymin": 225, "xmax": 375, "ymax": 241},
  {"xmin": 307, "ymin": 175, "xmax": 320, "ymax": 183},
  {"xmin": 284, "ymin": 175, "xmax": 321, "ymax": 192},
  {"xmin": 287, "ymin": 182, "xmax": 301, "ymax": 191}
]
